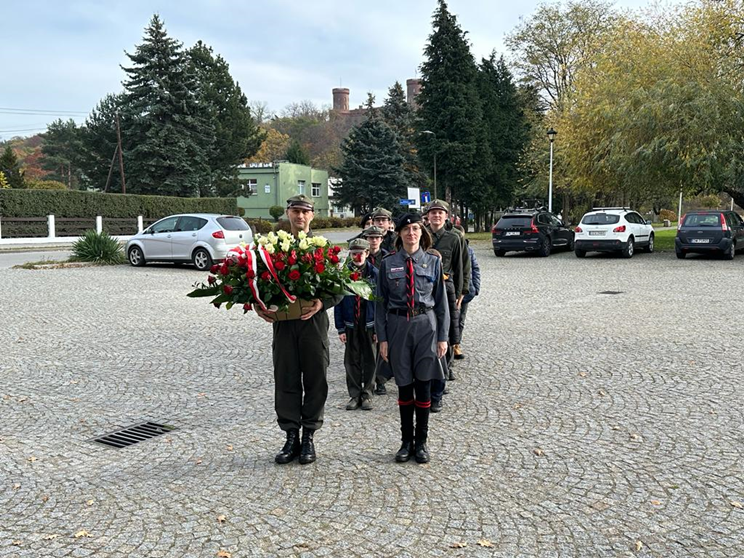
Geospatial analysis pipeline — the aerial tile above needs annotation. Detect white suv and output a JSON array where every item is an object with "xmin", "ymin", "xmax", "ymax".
[{"xmin": 574, "ymin": 208, "xmax": 654, "ymax": 258}]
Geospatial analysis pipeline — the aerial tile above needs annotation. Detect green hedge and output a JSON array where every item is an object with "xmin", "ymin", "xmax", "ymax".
[{"xmin": 0, "ymin": 190, "xmax": 237, "ymax": 219}]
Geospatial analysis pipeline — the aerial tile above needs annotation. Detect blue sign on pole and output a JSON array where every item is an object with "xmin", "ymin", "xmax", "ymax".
[
  {"xmin": 399, "ymin": 199, "xmax": 416, "ymax": 205},
  {"xmin": 421, "ymin": 191, "xmax": 431, "ymax": 204}
]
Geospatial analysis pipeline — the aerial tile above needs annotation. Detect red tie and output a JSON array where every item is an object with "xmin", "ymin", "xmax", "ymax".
[
  {"xmin": 406, "ymin": 257, "xmax": 415, "ymax": 319},
  {"xmin": 355, "ymin": 295, "xmax": 361, "ymax": 323}
]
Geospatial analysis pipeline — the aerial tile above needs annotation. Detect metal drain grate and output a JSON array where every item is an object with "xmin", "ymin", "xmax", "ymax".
[
  {"xmin": 598, "ymin": 291, "xmax": 624, "ymax": 295},
  {"xmin": 92, "ymin": 422, "xmax": 175, "ymax": 448}
]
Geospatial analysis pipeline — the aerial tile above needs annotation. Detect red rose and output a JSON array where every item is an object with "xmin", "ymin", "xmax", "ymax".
[
  {"xmin": 223, "ymin": 285, "xmax": 233, "ymax": 295},
  {"xmin": 275, "ymin": 260, "xmax": 286, "ymax": 271},
  {"xmin": 238, "ymin": 256, "xmax": 248, "ymax": 268},
  {"xmin": 288, "ymin": 250, "xmax": 297, "ymax": 265},
  {"xmin": 219, "ymin": 264, "xmax": 229, "ymax": 275},
  {"xmin": 246, "ymin": 269, "xmax": 255, "ymax": 279},
  {"xmin": 330, "ymin": 254, "xmax": 340, "ymax": 264},
  {"xmin": 314, "ymin": 263, "xmax": 325, "ymax": 274},
  {"xmin": 261, "ymin": 271, "xmax": 272, "ymax": 281},
  {"xmin": 314, "ymin": 248, "xmax": 324, "ymax": 261},
  {"xmin": 210, "ymin": 264, "xmax": 219, "ymax": 274},
  {"xmin": 332, "ymin": 245, "xmax": 342, "ymax": 254},
  {"xmin": 208, "ymin": 275, "xmax": 216, "ymax": 285},
  {"xmin": 289, "ymin": 269, "xmax": 301, "ymax": 281},
  {"xmin": 350, "ymin": 272, "xmax": 360, "ymax": 281},
  {"xmin": 243, "ymin": 303, "xmax": 252, "ymax": 312},
  {"xmin": 302, "ymin": 253, "xmax": 313, "ymax": 263}
]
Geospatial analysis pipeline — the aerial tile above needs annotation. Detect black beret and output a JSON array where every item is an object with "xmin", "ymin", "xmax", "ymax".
[{"xmin": 395, "ymin": 212, "xmax": 423, "ymax": 232}]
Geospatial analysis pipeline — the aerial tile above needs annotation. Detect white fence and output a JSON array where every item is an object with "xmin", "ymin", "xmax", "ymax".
[{"xmin": 0, "ymin": 215, "xmax": 144, "ymax": 246}]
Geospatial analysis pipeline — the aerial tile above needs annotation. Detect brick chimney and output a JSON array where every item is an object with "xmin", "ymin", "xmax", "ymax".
[
  {"xmin": 406, "ymin": 79, "xmax": 421, "ymax": 107},
  {"xmin": 332, "ymin": 88, "xmax": 350, "ymax": 112}
]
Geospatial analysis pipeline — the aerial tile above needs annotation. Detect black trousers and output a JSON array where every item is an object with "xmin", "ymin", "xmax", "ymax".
[
  {"xmin": 444, "ymin": 279, "xmax": 461, "ymax": 367},
  {"xmin": 272, "ymin": 311, "xmax": 330, "ymax": 432},
  {"xmin": 344, "ymin": 326, "xmax": 376, "ymax": 399}
]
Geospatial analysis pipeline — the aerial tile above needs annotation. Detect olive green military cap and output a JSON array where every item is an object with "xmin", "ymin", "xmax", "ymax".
[
  {"xmin": 361, "ymin": 225, "xmax": 385, "ymax": 238},
  {"xmin": 348, "ymin": 238, "xmax": 370, "ymax": 251},
  {"xmin": 286, "ymin": 194, "xmax": 315, "ymax": 211},
  {"xmin": 424, "ymin": 199, "xmax": 450, "ymax": 214},
  {"xmin": 371, "ymin": 207, "xmax": 393, "ymax": 219}
]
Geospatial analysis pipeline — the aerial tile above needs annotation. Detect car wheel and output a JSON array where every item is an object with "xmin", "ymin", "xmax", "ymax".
[
  {"xmin": 538, "ymin": 237, "xmax": 551, "ymax": 257},
  {"xmin": 726, "ymin": 241, "xmax": 736, "ymax": 260},
  {"xmin": 676, "ymin": 250, "xmax": 686, "ymax": 259},
  {"xmin": 192, "ymin": 248, "xmax": 213, "ymax": 271},
  {"xmin": 567, "ymin": 236, "xmax": 575, "ymax": 251},
  {"xmin": 128, "ymin": 246, "xmax": 146, "ymax": 267},
  {"xmin": 494, "ymin": 250, "xmax": 506, "ymax": 257},
  {"xmin": 645, "ymin": 234, "xmax": 654, "ymax": 253},
  {"xmin": 575, "ymin": 249, "xmax": 586, "ymax": 258},
  {"xmin": 622, "ymin": 237, "xmax": 634, "ymax": 258}
]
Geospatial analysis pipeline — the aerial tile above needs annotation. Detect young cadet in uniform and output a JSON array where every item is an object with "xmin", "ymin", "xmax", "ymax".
[
  {"xmin": 425, "ymin": 200, "xmax": 465, "ymax": 372},
  {"xmin": 376, "ymin": 213, "xmax": 449, "ymax": 464},
  {"xmin": 254, "ymin": 194, "xmax": 343, "ymax": 465},
  {"xmin": 446, "ymin": 221, "xmax": 471, "ymax": 360},
  {"xmin": 361, "ymin": 225, "xmax": 387, "ymax": 270},
  {"xmin": 457, "ymin": 234, "xmax": 481, "ymax": 358},
  {"xmin": 334, "ymin": 238, "xmax": 378, "ymax": 411},
  {"xmin": 371, "ymin": 207, "xmax": 397, "ymax": 253},
  {"xmin": 362, "ymin": 225, "xmax": 391, "ymax": 395}
]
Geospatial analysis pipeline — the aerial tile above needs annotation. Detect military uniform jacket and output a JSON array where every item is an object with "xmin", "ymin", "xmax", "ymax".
[
  {"xmin": 429, "ymin": 227, "xmax": 465, "ymax": 298},
  {"xmin": 367, "ymin": 248, "xmax": 388, "ymax": 271},
  {"xmin": 380, "ymin": 232, "xmax": 397, "ymax": 254},
  {"xmin": 334, "ymin": 260, "xmax": 378, "ymax": 332},
  {"xmin": 375, "ymin": 248, "xmax": 449, "ymax": 344}
]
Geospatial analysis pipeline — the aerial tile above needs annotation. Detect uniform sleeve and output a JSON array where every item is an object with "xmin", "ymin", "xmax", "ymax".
[
  {"xmin": 433, "ymin": 258, "xmax": 450, "ymax": 343},
  {"xmin": 321, "ymin": 293, "xmax": 344, "ymax": 312},
  {"xmin": 461, "ymin": 236, "xmax": 471, "ymax": 296},
  {"xmin": 470, "ymin": 248, "xmax": 481, "ymax": 295},
  {"xmin": 334, "ymin": 301, "xmax": 344, "ymax": 333},
  {"xmin": 374, "ymin": 259, "xmax": 390, "ymax": 343},
  {"xmin": 451, "ymin": 235, "xmax": 464, "ymax": 298}
]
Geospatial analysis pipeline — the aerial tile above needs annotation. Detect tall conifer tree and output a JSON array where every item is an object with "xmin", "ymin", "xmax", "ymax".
[{"xmin": 382, "ymin": 82, "xmax": 427, "ymax": 190}]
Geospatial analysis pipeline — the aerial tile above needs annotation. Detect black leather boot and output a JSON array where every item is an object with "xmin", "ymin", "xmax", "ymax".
[
  {"xmin": 274, "ymin": 428, "xmax": 300, "ymax": 464},
  {"xmin": 299, "ymin": 428, "xmax": 316, "ymax": 464},
  {"xmin": 414, "ymin": 405, "xmax": 430, "ymax": 464},
  {"xmin": 395, "ymin": 403, "xmax": 415, "ymax": 462}
]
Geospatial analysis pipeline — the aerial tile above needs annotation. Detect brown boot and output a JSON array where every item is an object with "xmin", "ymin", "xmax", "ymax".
[{"xmin": 453, "ymin": 344, "xmax": 464, "ymax": 360}]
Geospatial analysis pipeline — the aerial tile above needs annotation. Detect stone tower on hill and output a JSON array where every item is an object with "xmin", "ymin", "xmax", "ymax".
[{"xmin": 331, "ymin": 78, "xmax": 421, "ymax": 117}]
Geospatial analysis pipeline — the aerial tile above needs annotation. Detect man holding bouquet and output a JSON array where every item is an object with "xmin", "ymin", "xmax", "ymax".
[{"xmin": 255, "ymin": 194, "xmax": 343, "ymax": 465}]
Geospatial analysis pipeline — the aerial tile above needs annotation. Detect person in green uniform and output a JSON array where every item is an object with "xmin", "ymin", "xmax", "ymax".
[
  {"xmin": 254, "ymin": 194, "xmax": 343, "ymax": 465},
  {"xmin": 371, "ymin": 207, "xmax": 397, "ymax": 253}
]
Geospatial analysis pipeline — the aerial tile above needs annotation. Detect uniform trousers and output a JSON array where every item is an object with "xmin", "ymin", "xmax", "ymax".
[
  {"xmin": 458, "ymin": 300, "xmax": 471, "ymax": 340},
  {"xmin": 272, "ymin": 311, "xmax": 330, "ymax": 432},
  {"xmin": 444, "ymin": 279, "xmax": 461, "ymax": 368},
  {"xmin": 344, "ymin": 326, "xmax": 376, "ymax": 399}
]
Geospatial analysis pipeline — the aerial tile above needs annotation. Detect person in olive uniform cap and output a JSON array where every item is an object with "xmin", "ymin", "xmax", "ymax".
[
  {"xmin": 425, "ymin": 200, "xmax": 466, "ymax": 372},
  {"xmin": 334, "ymin": 238, "xmax": 378, "ymax": 410},
  {"xmin": 371, "ymin": 207, "xmax": 397, "ymax": 253},
  {"xmin": 376, "ymin": 213, "xmax": 449, "ymax": 464},
  {"xmin": 254, "ymin": 194, "xmax": 344, "ymax": 465},
  {"xmin": 362, "ymin": 224, "xmax": 391, "ymax": 395}
]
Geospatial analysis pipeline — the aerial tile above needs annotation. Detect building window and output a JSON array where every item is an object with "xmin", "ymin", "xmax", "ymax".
[
  {"xmin": 311, "ymin": 183, "xmax": 321, "ymax": 197},
  {"xmin": 244, "ymin": 179, "xmax": 258, "ymax": 195},
  {"xmin": 298, "ymin": 180, "xmax": 305, "ymax": 195}
]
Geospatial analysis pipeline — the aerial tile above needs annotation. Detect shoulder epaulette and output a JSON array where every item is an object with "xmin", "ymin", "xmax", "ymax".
[{"xmin": 382, "ymin": 251, "xmax": 396, "ymax": 259}]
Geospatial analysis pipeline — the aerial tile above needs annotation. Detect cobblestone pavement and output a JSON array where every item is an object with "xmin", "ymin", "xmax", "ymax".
[{"xmin": 2, "ymin": 246, "xmax": 743, "ymax": 557}]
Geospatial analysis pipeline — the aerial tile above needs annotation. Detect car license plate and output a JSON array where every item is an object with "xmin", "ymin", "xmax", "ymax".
[
  {"xmin": 589, "ymin": 231, "xmax": 604, "ymax": 236},
  {"xmin": 691, "ymin": 238, "xmax": 710, "ymax": 243},
  {"xmin": 505, "ymin": 231, "xmax": 520, "ymax": 236}
]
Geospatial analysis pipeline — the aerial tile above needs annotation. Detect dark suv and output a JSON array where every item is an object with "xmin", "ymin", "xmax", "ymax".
[
  {"xmin": 675, "ymin": 210, "xmax": 744, "ymax": 259},
  {"xmin": 492, "ymin": 209, "xmax": 574, "ymax": 257}
]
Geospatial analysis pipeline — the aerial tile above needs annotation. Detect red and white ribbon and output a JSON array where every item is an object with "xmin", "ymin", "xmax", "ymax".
[
  {"xmin": 257, "ymin": 245, "xmax": 297, "ymax": 304},
  {"xmin": 244, "ymin": 248, "xmax": 268, "ymax": 311}
]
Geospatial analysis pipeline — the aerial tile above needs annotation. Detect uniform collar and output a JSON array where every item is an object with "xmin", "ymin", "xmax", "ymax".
[{"xmin": 402, "ymin": 247, "xmax": 424, "ymax": 262}]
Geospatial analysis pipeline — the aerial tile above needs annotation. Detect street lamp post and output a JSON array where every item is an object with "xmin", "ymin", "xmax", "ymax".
[
  {"xmin": 547, "ymin": 127, "xmax": 557, "ymax": 213},
  {"xmin": 421, "ymin": 130, "xmax": 438, "ymax": 200}
]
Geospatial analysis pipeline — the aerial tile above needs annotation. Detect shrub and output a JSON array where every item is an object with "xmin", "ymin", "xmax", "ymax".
[
  {"xmin": 269, "ymin": 205, "xmax": 284, "ymax": 221},
  {"xmin": 70, "ymin": 230, "xmax": 125, "ymax": 265},
  {"xmin": 246, "ymin": 218, "xmax": 274, "ymax": 234},
  {"xmin": 25, "ymin": 179, "xmax": 68, "ymax": 190},
  {"xmin": 659, "ymin": 209, "xmax": 676, "ymax": 222}
]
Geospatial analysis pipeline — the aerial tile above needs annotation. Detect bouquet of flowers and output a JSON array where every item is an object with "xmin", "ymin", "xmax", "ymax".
[{"xmin": 187, "ymin": 230, "xmax": 373, "ymax": 317}]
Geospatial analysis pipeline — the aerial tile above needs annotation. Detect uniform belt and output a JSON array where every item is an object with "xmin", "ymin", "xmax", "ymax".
[{"xmin": 389, "ymin": 307, "xmax": 432, "ymax": 317}]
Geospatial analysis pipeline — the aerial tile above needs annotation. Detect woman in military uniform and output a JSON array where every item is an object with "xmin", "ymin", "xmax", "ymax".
[{"xmin": 375, "ymin": 213, "xmax": 449, "ymax": 464}]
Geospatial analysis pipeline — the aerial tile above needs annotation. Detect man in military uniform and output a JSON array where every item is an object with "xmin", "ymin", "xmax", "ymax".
[
  {"xmin": 445, "ymin": 221, "xmax": 471, "ymax": 360},
  {"xmin": 254, "ymin": 194, "xmax": 343, "ymax": 465},
  {"xmin": 425, "ymin": 200, "xmax": 466, "ymax": 373},
  {"xmin": 371, "ymin": 207, "xmax": 397, "ymax": 253}
]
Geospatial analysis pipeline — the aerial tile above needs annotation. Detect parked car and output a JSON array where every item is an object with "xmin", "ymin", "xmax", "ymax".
[
  {"xmin": 675, "ymin": 210, "xmax": 744, "ymax": 259},
  {"xmin": 491, "ymin": 208, "xmax": 574, "ymax": 257},
  {"xmin": 126, "ymin": 214, "xmax": 253, "ymax": 271},
  {"xmin": 574, "ymin": 208, "xmax": 654, "ymax": 258}
]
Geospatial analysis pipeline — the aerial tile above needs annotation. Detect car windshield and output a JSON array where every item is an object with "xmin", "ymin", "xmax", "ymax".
[
  {"xmin": 216, "ymin": 216, "xmax": 250, "ymax": 231},
  {"xmin": 496, "ymin": 216, "xmax": 533, "ymax": 229},
  {"xmin": 682, "ymin": 214, "xmax": 720, "ymax": 227},
  {"xmin": 582, "ymin": 213, "xmax": 620, "ymax": 225}
]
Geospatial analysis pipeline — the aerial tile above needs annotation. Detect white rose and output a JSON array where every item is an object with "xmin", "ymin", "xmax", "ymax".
[
  {"xmin": 265, "ymin": 243, "xmax": 275, "ymax": 254},
  {"xmin": 280, "ymin": 240, "xmax": 292, "ymax": 252},
  {"xmin": 297, "ymin": 231, "xmax": 307, "ymax": 240},
  {"xmin": 299, "ymin": 239, "xmax": 309, "ymax": 250},
  {"xmin": 277, "ymin": 230, "xmax": 290, "ymax": 241},
  {"xmin": 314, "ymin": 236, "xmax": 327, "ymax": 247},
  {"xmin": 257, "ymin": 235, "xmax": 269, "ymax": 246},
  {"xmin": 267, "ymin": 232, "xmax": 278, "ymax": 245}
]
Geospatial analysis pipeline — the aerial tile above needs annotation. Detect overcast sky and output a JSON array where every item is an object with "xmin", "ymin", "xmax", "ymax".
[{"xmin": 2, "ymin": 0, "xmax": 679, "ymax": 140}]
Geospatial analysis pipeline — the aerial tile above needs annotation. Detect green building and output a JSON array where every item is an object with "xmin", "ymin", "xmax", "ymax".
[{"xmin": 236, "ymin": 162, "xmax": 330, "ymax": 218}]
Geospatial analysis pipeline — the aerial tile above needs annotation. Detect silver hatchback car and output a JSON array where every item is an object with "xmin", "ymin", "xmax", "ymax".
[{"xmin": 126, "ymin": 214, "xmax": 254, "ymax": 271}]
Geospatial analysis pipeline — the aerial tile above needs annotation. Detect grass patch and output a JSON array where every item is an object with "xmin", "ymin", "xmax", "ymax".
[{"xmin": 652, "ymin": 228, "xmax": 676, "ymax": 251}]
